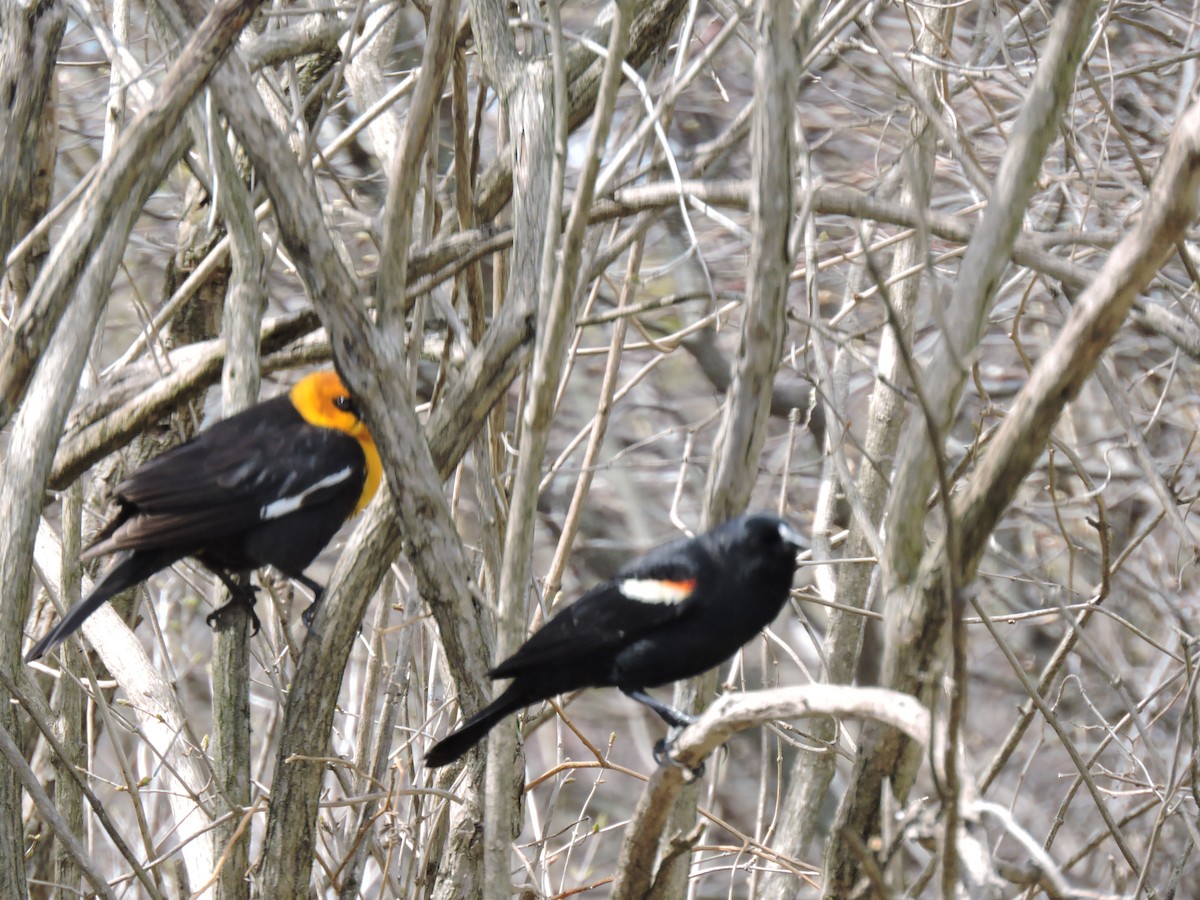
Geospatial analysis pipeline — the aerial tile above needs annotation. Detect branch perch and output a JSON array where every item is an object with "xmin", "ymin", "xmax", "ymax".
[{"xmin": 612, "ymin": 685, "xmax": 931, "ymax": 900}]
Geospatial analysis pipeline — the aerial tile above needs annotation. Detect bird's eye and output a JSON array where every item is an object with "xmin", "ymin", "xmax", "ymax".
[{"xmin": 333, "ymin": 395, "xmax": 356, "ymax": 415}]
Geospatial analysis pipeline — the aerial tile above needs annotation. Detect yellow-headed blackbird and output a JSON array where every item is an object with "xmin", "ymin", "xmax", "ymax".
[
  {"xmin": 27, "ymin": 370, "xmax": 381, "ymax": 662},
  {"xmin": 425, "ymin": 514, "xmax": 803, "ymax": 768}
]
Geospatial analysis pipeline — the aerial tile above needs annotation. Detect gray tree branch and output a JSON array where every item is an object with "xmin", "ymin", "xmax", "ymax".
[{"xmin": 0, "ymin": 0, "xmax": 267, "ymax": 429}]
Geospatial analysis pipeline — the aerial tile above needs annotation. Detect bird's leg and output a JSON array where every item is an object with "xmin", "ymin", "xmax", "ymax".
[
  {"xmin": 622, "ymin": 688, "xmax": 706, "ymax": 780},
  {"xmin": 294, "ymin": 574, "xmax": 326, "ymax": 630},
  {"xmin": 207, "ymin": 571, "xmax": 262, "ymax": 635},
  {"xmin": 622, "ymin": 688, "xmax": 697, "ymax": 728}
]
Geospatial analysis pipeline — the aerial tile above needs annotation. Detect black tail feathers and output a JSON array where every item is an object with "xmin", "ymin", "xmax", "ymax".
[
  {"xmin": 25, "ymin": 549, "xmax": 176, "ymax": 662},
  {"xmin": 425, "ymin": 685, "xmax": 529, "ymax": 768}
]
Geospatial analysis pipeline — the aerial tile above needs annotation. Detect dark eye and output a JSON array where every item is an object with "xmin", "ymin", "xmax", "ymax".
[{"xmin": 333, "ymin": 395, "xmax": 356, "ymax": 415}]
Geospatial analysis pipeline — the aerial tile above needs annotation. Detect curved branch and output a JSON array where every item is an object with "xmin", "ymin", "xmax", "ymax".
[{"xmin": 612, "ymin": 685, "xmax": 931, "ymax": 900}]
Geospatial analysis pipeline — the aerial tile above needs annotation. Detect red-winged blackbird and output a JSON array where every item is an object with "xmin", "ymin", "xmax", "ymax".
[
  {"xmin": 26, "ymin": 370, "xmax": 381, "ymax": 662},
  {"xmin": 425, "ymin": 513, "xmax": 803, "ymax": 768}
]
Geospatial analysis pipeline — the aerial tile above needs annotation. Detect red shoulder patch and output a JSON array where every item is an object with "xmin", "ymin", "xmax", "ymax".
[{"xmin": 618, "ymin": 578, "xmax": 696, "ymax": 604}]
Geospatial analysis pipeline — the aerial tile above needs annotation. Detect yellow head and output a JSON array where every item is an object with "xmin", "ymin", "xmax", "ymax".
[{"xmin": 290, "ymin": 370, "xmax": 382, "ymax": 514}]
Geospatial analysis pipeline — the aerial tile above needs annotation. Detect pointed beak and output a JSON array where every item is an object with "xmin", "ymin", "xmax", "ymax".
[{"xmin": 778, "ymin": 521, "xmax": 804, "ymax": 552}]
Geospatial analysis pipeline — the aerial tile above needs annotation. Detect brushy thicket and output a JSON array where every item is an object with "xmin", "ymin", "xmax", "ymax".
[{"xmin": 8, "ymin": 0, "xmax": 1200, "ymax": 897}]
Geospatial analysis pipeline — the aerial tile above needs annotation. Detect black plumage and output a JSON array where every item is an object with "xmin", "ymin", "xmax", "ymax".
[
  {"xmin": 425, "ymin": 513, "xmax": 802, "ymax": 768},
  {"xmin": 27, "ymin": 371, "xmax": 380, "ymax": 662}
]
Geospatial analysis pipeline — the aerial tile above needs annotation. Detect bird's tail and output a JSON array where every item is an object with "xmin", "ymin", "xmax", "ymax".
[
  {"xmin": 25, "ymin": 549, "xmax": 177, "ymax": 662},
  {"xmin": 425, "ymin": 684, "xmax": 530, "ymax": 768}
]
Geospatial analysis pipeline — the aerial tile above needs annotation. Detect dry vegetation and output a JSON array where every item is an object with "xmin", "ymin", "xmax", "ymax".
[{"xmin": 5, "ymin": 0, "xmax": 1200, "ymax": 897}]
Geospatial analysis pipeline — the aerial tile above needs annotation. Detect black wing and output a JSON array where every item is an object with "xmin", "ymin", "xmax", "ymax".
[
  {"xmin": 490, "ymin": 534, "xmax": 710, "ymax": 679},
  {"xmin": 85, "ymin": 396, "xmax": 366, "ymax": 556}
]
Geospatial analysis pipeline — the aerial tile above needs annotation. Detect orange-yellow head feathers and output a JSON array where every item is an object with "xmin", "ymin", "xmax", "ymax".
[{"xmin": 290, "ymin": 371, "xmax": 382, "ymax": 514}]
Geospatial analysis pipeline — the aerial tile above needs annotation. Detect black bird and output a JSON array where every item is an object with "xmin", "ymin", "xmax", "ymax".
[
  {"xmin": 425, "ymin": 513, "xmax": 803, "ymax": 768},
  {"xmin": 26, "ymin": 371, "xmax": 381, "ymax": 662}
]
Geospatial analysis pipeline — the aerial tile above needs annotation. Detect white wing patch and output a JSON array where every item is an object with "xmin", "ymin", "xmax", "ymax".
[
  {"xmin": 260, "ymin": 466, "xmax": 353, "ymax": 520},
  {"xmin": 619, "ymin": 577, "xmax": 696, "ymax": 605}
]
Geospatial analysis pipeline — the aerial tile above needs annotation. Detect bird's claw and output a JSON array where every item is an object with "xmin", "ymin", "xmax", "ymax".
[
  {"xmin": 299, "ymin": 586, "xmax": 325, "ymax": 632},
  {"xmin": 207, "ymin": 585, "xmax": 262, "ymax": 635},
  {"xmin": 206, "ymin": 607, "xmax": 263, "ymax": 636},
  {"xmin": 653, "ymin": 737, "xmax": 705, "ymax": 782}
]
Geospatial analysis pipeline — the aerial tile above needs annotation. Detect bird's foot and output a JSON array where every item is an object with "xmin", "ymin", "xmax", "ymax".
[
  {"xmin": 300, "ymin": 586, "xmax": 325, "ymax": 631},
  {"xmin": 653, "ymin": 730, "xmax": 705, "ymax": 782},
  {"xmin": 207, "ymin": 585, "xmax": 262, "ymax": 635}
]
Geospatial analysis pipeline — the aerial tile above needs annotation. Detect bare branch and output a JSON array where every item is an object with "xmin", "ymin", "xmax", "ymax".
[
  {"xmin": 0, "ymin": 0, "xmax": 65, "ymax": 265},
  {"xmin": 612, "ymin": 685, "xmax": 930, "ymax": 899},
  {"xmin": 885, "ymin": 0, "xmax": 1102, "ymax": 584},
  {"xmin": 0, "ymin": 0, "xmax": 267, "ymax": 428},
  {"xmin": 955, "ymin": 93, "xmax": 1200, "ymax": 572}
]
